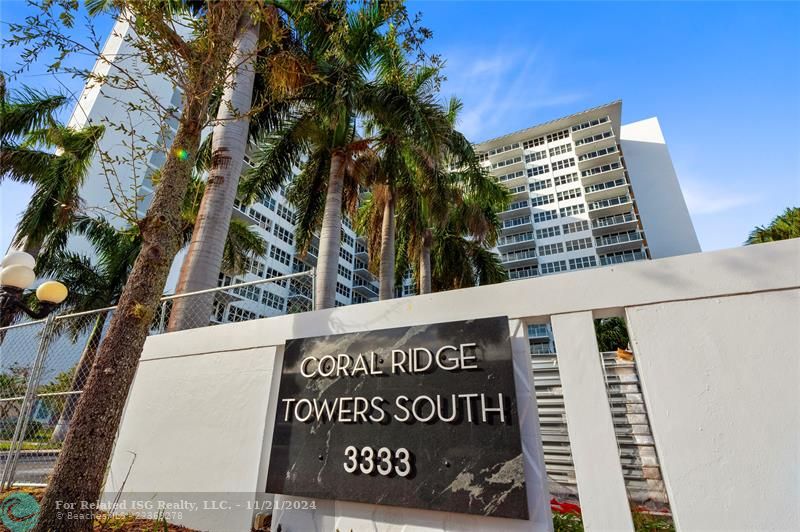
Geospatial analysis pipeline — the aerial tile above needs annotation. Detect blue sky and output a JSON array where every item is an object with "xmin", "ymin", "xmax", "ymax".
[{"xmin": 1, "ymin": 1, "xmax": 799, "ymax": 253}]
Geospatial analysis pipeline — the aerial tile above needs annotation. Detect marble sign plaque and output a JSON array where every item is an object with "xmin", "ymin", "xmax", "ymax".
[{"xmin": 266, "ymin": 316, "xmax": 528, "ymax": 520}]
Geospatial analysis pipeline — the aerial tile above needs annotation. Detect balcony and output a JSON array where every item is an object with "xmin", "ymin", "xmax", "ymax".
[
  {"xmin": 501, "ymin": 248, "xmax": 538, "ymax": 266},
  {"xmin": 231, "ymin": 203, "xmax": 258, "ymax": 227},
  {"xmin": 352, "ymin": 279, "xmax": 378, "ymax": 299},
  {"xmin": 584, "ymin": 177, "xmax": 629, "ymax": 202},
  {"xmin": 580, "ymin": 159, "xmax": 625, "ymax": 186},
  {"xmin": 595, "ymin": 230, "xmax": 644, "ymax": 254},
  {"xmin": 599, "ymin": 249, "xmax": 647, "ymax": 266},
  {"xmin": 497, "ymin": 231, "xmax": 535, "ymax": 252},
  {"xmin": 490, "ymin": 155, "xmax": 525, "ymax": 173},
  {"xmin": 354, "ymin": 243, "xmax": 368, "ymax": 260},
  {"xmin": 506, "ymin": 183, "xmax": 529, "ymax": 200},
  {"xmin": 570, "ymin": 115, "xmax": 611, "ymax": 137},
  {"xmin": 501, "ymin": 215, "xmax": 533, "ymax": 233},
  {"xmin": 353, "ymin": 261, "xmax": 375, "ymax": 281},
  {"xmin": 591, "ymin": 211, "xmax": 638, "ymax": 232},
  {"xmin": 495, "ymin": 169, "xmax": 527, "ymax": 187},
  {"xmin": 574, "ymin": 129, "xmax": 616, "ymax": 155},
  {"xmin": 506, "ymin": 266, "xmax": 537, "ymax": 280},
  {"xmin": 500, "ymin": 199, "xmax": 530, "ymax": 217},
  {"xmin": 577, "ymin": 145, "xmax": 619, "ymax": 169},
  {"xmin": 587, "ymin": 194, "xmax": 633, "ymax": 218}
]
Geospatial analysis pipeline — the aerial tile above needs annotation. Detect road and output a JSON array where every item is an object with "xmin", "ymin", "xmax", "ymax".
[{"xmin": 0, "ymin": 451, "xmax": 57, "ymax": 484}]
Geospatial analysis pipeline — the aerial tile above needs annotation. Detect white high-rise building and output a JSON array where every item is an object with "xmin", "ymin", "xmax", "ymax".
[
  {"xmin": 475, "ymin": 100, "xmax": 699, "ymax": 281},
  {"xmin": 60, "ymin": 20, "xmax": 698, "ymax": 326}
]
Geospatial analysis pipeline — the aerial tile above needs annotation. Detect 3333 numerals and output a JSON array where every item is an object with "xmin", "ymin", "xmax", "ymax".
[{"xmin": 343, "ymin": 445, "xmax": 412, "ymax": 477}]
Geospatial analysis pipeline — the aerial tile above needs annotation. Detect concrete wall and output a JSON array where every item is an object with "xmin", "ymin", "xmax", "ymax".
[
  {"xmin": 621, "ymin": 117, "xmax": 702, "ymax": 258},
  {"xmin": 105, "ymin": 240, "xmax": 800, "ymax": 531}
]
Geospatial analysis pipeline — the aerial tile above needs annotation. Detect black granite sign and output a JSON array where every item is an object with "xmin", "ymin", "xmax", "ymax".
[{"xmin": 266, "ymin": 316, "xmax": 528, "ymax": 520}]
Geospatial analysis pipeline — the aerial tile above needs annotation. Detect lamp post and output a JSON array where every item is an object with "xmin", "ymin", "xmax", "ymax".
[{"xmin": 0, "ymin": 251, "xmax": 68, "ymax": 322}]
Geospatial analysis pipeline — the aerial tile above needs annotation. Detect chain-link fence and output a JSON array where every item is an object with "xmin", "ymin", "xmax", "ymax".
[{"xmin": 0, "ymin": 270, "xmax": 314, "ymax": 489}]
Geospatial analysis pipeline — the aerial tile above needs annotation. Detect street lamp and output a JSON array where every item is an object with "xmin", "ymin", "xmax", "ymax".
[{"xmin": 0, "ymin": 251, "xmax": 68, "ymax": 320}]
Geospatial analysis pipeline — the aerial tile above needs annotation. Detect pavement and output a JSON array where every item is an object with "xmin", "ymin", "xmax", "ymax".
[{"xmin": 0, "ymin": 451, "xmax": 58, "ymax": 484}]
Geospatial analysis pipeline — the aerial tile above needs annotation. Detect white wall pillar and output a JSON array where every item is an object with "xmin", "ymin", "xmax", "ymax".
[{"xmin": 551, "ymin": 312, "xmax": 633, "ymax": 531}]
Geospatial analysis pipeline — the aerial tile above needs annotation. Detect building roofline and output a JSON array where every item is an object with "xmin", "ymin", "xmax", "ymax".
[{"xmin": 473, "ymin": 100, "xmax": 623, "ymax": 148}]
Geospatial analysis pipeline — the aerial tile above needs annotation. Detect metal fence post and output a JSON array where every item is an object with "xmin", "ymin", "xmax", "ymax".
[
  {"xmin": 0, "ymin": 313, "xmax": 57, "ymax": 490},
  {"xmin": 310, "ymin": 268, "xmax": 317, "ymax": 311}
]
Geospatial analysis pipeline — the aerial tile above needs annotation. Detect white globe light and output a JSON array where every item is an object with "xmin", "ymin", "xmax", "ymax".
[
  {"xmin": 36, "ymin": 281, "xmax": 69, "ymax": 304},
  {"xmin": 1, "ymin": 251, "xmax": 35, "ymax": 270},
  {"xmin": 0, "ymin": 264, "xmax": 36, "ymax": 289}
]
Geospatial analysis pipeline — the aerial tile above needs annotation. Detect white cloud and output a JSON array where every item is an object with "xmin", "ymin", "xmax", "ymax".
[
  {"xmin": 681, "ymin": 179, "xmax": 757, "ymax": 215},
  {"xmin": 439, "ymin": 44, "xmax": 585, "ymax": 141}
]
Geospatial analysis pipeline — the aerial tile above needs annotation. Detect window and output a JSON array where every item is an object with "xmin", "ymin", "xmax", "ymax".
[
  {"xmin": 498, "ymin": 231, "xmax": 534, "ymax": 246},
  {"xmin": 227, "ymin": 305, "xmax": 262, "ymax": 323},
  {"xmin": 532, "ymin": 210, "xmax": 557, "ymax": 223},
  {"xmin": 248, "ymin": 208, "xmax": 270, "ymax": 231},
  {"xmin": 578, "ymin": 145, "xmax": 618, "ymax": 162},
  {"xmin": 582, "ymin": 160, "xmax": 622, "ymax": 177},
  {"xmin": 492, "ymin": 156, "xmax": 522, "ymax": 170},
  {"xmin": 571, "ymin": 115, "xmax": 610, "ymax": 132},
  {"xmin": 244, "ymin": 257, "xmax": 265, "ymax": 278},
  {"xmin": 508, "ymin": 183, "xmax": 527, "ymax": 195},
  {"xmin": 552, "ymin": 158, "xmax": 576, "ymax": 171},
  {"xmin": 599, "ymin": 249, "xmax": 646, "ymax": 265},
  {"xmin": 342, "ymin": 216, "xmax": 353, "ymax": 230},
  {"xmin": 261, "ymin": 290, "xmax": 285, "ymax": 310},
  {"xmin": 530, "ymin": 194, "xmax": 553, "ymax": 207},
  {"xmin": 549, "ymin": 144, "xmax": 572, "ymax": 157},
  {"xmin": 503, "ymin": 215, "xmax": 531, "ymax": 229},
  {"xmin": 497, "ymin": 170, "xmax": 525, "ymax": 182},
  {"xmin": 574, "ymin": 129, "xmax": 613, "ymax": 147},
  {"xmin": 506, "ymin": 199, "xmax": 529, "ymax": 211},
  {"xmin": 337, "ymin": 263, "xmax": 352, "ymax": 280},
  {"xmin": 292, "ymin": 258, "xmax": 310, "ymax": 273},
  {"xmin": 269, "ymin": 245, "xmax": 291, "ymax": 266},
  {"xmin": 487, "ymin": 142, "xmax": 521, "ymax": 157},
  {"xmin": 232, "ymin": 283, "xmax": 261, "ymax": 302},
  {"xmin": 565, "ymin": 237, "xmax": 593, "ymax": 252},
  {"xmin": 560, "ymin": 204, "xmax": 586, "ymax": 217},
  {"xmin": 273, "ymin": 224, "xmax": 294, "ymax": 246},
  {"xmin": 265, "ymin": 267, "xmax": 287, "ymax": 287},
  {"xmin": 523, "ymin": 137, "xmax": 545, "ymax": 149},
  {"xmin": 569, "ymin": 256, "xmax": 597, "ymax": 270},
  {"xmin": 276, "ymin": 203, "xmax": 294, "ymax": 223},
  {"xmin": 554, "ymin": 172, "xmax": 579, "ymax": 186},
  {"xmin": 339, "ymin": 247, "xmax": 353, "ymax": 263},
  {"xmin": 340, "ymin": 230, "xmax": 354, "ymax": 248},
  {"xmin": 540, "ymin": 260, "xmax": 567, "ymax": 274},
  {"xmin": 563, "ymin": 220, "xmax": 590, "ymax": 234},
  {"xmin": 557, "ymin": 188, "xmax": 582, "ymax": 201},
  {"xmin": 508, "ymin": 265, "xmax": 537, "ymax": 280},
  {"xmin": 527, "ymin": 164, "xmax": 549, "ymax": 177},
  {"xmin": 536, "ymin": 226, "xmax": 561, "ymax": 239},
  {"xmin": 529, "ymin": 179, "xmax": 552, "ymax": 192},
  {"xmin": 546, "ymin": 129, "xmax": 569, "ymax": 143},
  {"xmin": 260, "ymin": 196, "xmax": 276, "ymax": 211},
  {"xmin": 336, "ymin": 282, "xmax": 351, "ymax": 299},
  {"xmin": 538, "ymin": 242, "xmax": 564, "ymax": 257},
  {"xmin": 478, "ymin": 152, "xmax": 489, "ymax": 163},
  {"xmin": 525, "ymin": 150, "xmax": 547, "ymax": 163}
]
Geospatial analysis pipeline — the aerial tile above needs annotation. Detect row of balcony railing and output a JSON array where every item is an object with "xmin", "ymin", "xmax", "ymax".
[
  {"xmin": 588, "ymin": 194, "xmax": 631, "ymax": 211},
  {"xmin": 578, "ymin": 144, "xmax": 618, "ymax": 162},
  {"xmin": 596, "ymin": 230, "xmax": 643, "ymax": 248},
  {"xmin": 585, "ymin": 177, "xmax": 627, "ymax": 194},
  {"xmin": 501, "ymin": 248, "xmax": 537, "ymax": 263}
]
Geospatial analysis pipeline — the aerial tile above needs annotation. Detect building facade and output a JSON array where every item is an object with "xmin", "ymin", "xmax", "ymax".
[
  {"xmin": 60, "ymin": 20, "xmax": 697, "ymax": 327},
  {"xmin": 474, "ymin": 101, "xmax": 700, "ymax": 352},
  {"xmin": 477, "ymin": 101, "xmax": 698, "ymax": 283}
]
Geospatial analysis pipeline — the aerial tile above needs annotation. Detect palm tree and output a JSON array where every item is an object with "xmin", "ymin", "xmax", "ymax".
[
  {"xmin": 168, "ymin": 2, "xmax": 295, "ymax": 330},
  {"xmin": 243, "ymin": 1, "xmax": 399, "ymax": 310},
  {"xmin": 0, "ymin": 74, "xmax": 66, "ymax": 182},
  {"xmin": 356, "ymin": 42, "xmax": 454, "ymax": 299},
  {"xmin": 37, "ymin": 175, "xmax": 265, "ymax": 440},
  {"xmin": 746, "ymin": 207, "xmax": 800, "ymax": 244},
  {"xmin": 1, "ymin": 74, "xmax": 103, "ymax": 257}
]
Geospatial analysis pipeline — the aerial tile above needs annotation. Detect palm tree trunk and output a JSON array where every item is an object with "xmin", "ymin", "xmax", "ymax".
[
  {"xmin": 33, "ymin": 33, "xmax": 235, "ymax": 528},
  {"xmin": 378, "ymin": 190, "xmax": 395, "ymax": 300},
  {"xmin": 51, "ymin": 313, "xmax": 106, "ymax": 442},
  {"xmin": 419, "ymin": 228, "xmax": 432, "ymax": 294},
  {"xmin": 315, "ymin": 151, "xmax": 346, "ymax": 310},
  {"xmin": 168, "ymin": 15, "xmax": 260, "ymax": 331}
]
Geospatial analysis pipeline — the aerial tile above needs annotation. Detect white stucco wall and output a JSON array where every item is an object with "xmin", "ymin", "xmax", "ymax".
[
  {"xmin": 104, "ymin": 240, "xmax": 800, "ymax": 531},
  {"xmin": 627, "ymin": 289, "xmax": 800, "ymax": 531},
  {"xmin": 621, "ymin": 117, "xmax": 702, "ymax": 258}
]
